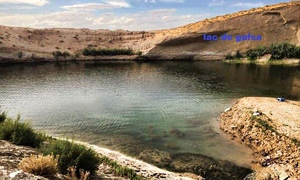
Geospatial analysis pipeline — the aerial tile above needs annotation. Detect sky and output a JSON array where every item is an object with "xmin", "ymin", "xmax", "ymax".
[{"xmin": 0, "ymin": 0, "xmax": 291, "ymax": 30}]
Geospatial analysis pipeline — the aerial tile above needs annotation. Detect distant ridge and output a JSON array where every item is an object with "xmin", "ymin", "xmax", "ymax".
[{"xmin": 0, "ymin": 1, "xmax": 300, "ymax": 61}]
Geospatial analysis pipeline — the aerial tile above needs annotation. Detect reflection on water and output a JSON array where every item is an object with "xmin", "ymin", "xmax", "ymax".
[{"xmin": 0, "ymin": 61, "xmax": 299, "ymax": 168}]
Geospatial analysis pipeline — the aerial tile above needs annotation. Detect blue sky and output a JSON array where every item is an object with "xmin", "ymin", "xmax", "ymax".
[{"xmin": 0, "ymin": 0, "xmax": 290, "ymax": 30}]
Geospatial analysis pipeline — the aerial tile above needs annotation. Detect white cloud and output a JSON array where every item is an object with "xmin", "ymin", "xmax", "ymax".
[
  {"xmin": 160, "ymin": 0, "xmax": 184, "ymax": 3},
  {"xmin": 62, "ymin": 0, "xmax": 130, "ymax": 11},
  {"xmin": 209, "ymin": 0, "xmax": 226, "ymax": 7},
  {"xmin": 0, "ymin": 0, "xmax": 48, "ymax": 6},
  {"xmin": 0, "ymin": 5, "xmax": 37, "ymax": 10},
  {"xmin": 231, "ymin": 2, "xmax": 264, "ymax": 8},
  {"xmin": 0, "ymin": 11, "xmax": 93, "ymax": 28},
  {"xmin": 0, "ymin": 9, "xmax": 209, "ymax": 30},
  {"xmin": 145, "ymin": 0, "xmax": 156, "ymax": 3},
  {"xmin": 91, "ymin": 9, "xmax": 208, "ymax": 30}
]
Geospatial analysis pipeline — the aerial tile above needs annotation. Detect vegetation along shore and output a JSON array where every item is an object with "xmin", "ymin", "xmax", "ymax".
[{"xmin": 0, "ymin": 111, "xmax": 202, "ymax": 180}]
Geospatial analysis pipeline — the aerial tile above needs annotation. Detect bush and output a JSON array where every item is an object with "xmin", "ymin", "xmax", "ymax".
[
  {"xmin": 18, "ymin": 51, "xmax": 23, "ymax": 59},
  {"xmin": 246, "ymin": 46, "xmax": 268, "ymax": 60},
  {"xmin": 235, "ymin": 50, "xmax": 242, "ymax": 59},
  {"xmin": 137, "ymin": 51, "xmax": 142, "ymax": 56},
  {"xmin": 269, "ymin": 43, "xmax": 300, "ymax": 60},
  {"xmin": 0, "ymin": 110, "xmax": 7, "ymax": 123},
  {"xmin": 225, "ymin": 53, "xmax": 234, "ymax": 60},
  {"xmin": 225, "ymin": 51, "xmax": 243, "ymax": 60},
  {"xmin": 99, "ymin": 156, "xmax": 145, "ymax": 180},
  {"xmin": 82, "ymin": 48, "xmax": 135, "ymax": 56},
  {"xmin": 246, "ymin": 43, "xmax": 300, "ymax": 60},
  {"xmin": 40, "ymin": 139, "xmax": 100, "ymax": 176},
  {"xmin": 66, "ymin": 166, "xmax": 90, "ymax": 180},
  {"xmin": 18, "ymin": 154, "xmax": 58, "ymax": 177},
  {"xmin": 0, "ymin": 116, "xmax": 45, "ymax": 147},
  {"xmin": 52, "ymin": 51, "xmax": 70, "ymax": 59}
]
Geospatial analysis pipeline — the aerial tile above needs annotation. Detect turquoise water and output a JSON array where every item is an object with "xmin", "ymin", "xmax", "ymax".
[{"xmin": 0, "ymin": 61, "xmax": 299, "ymax": 167}]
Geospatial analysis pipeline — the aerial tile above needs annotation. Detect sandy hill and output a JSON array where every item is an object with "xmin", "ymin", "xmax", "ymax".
[
  {"xmin": 0, "ymin": 1, "xmax": 300, "ymax": 61},
  {"xmin": 147, "ymin": 1, "xmax": 300, "ymax": 60}
]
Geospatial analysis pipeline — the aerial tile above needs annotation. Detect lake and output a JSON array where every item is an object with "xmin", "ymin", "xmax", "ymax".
[{"xmin": 0, "ymin": 61, "xmax": 299, "ymax": 169}]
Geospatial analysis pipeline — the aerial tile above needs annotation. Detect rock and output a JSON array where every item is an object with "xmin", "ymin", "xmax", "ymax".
[
  {"xmin": 224, "ymin": 107, "xmax": 231, "ymax": 112},
  {"xmin": 257, "ymin": 54, "xmax": 271, "ymax": 62}
]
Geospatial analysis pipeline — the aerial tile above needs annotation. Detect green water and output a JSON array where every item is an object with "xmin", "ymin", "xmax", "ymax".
[{"xmin": 0, "ymin": 61, "xmax": 299, "ymax": 168}]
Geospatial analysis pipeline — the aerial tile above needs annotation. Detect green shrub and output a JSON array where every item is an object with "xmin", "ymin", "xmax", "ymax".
[
  {"xmin": 52, "ymin": 51, "xmax": 70, "ymax": 59},
  {"xmin": 246, "ymin": 46, "xmax": 268, "ymax": 60},
  {"xmin": 246, "ymin": 49, "xmax": 257, "ymax": 60},
  {"xmin": 0, "ymin": 116, "xmax": 44, "ymax": 147},
  {"xmin": 291, "ymin": 138, "xmax": 300, "ymax": 146},
  {"xmin": 40, "ymin": 139, "xmax": 100, "ymax": 176},
  {"xmin": 137, "ymin": 51, "xmax": 142, "ymax": 56},
  {"xmin": 99, "ymin": 156, "xmax": 145, "ymax": 180},
  {"xmin": 255, "ymin": 118, "xmax": 278, "ymax": 134},
  {"xmin": 246, "ymin": 43, "xmax": 300, "ymax": 60},
  {"xmin": 82, "ymin": 48, "xmax": 135, "ymax": 56},
  {"xmin": 18, "ymin": 51, "xmax": 23, "ymax": 59},
  {"xmin": 225, "ymin": 53, "xmax": 234, "ymax": 60},
  {"xmin": 225, "ymin": 50, "xmax": 243, "ymax": 60},
  {"xmin": 0, "ymin": 110, "xmax": 7, "ymax": 123},
  {"xmin": 269, "ymin": 43, "xmax": 300, "ymax": 60},
  {"xmin": 235, "ymin": 50, "xmax": 242, "ymax": 59}
]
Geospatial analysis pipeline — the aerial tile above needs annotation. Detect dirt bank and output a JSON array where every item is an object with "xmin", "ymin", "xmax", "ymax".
[{"xmin": 220, "ymin": 97, "xmax": 300, "ymax": 179}]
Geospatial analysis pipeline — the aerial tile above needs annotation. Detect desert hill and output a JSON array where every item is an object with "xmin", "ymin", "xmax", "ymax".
[
  {"xmin": 147, "ymin": 1, "xmax": 300, "ymax": 60},
  {"xmin": 0, "ymin": 1, "xmax": 300, "ymax": 61}
]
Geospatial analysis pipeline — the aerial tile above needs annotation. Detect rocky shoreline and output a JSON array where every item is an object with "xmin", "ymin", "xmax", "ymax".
[
  {"xmin": 63, "ymin": 139, "xmax": 203, "ymax": 180},
  {"xmin": 0, "ymin": 138, "xmax": 203, "ymax": 180},
  {"xmin": 220, "ymin": 97, "xmax": 300, "ymax": 179}
]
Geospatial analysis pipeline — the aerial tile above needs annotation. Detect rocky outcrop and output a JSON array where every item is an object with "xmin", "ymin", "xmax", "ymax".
[
  {"xmin": 147, "ymin": 2, "xmax": 300, "ymax": 60},
  {"xmin": 220, "ymin": 97, "xmax": 300, "ymax": 179}
]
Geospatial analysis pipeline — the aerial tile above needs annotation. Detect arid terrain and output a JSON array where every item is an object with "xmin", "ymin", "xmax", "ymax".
[
  {"xmin": 0, "ymin": 139, "xmax": 201, "ymax": 180},
  {"xmin": 0, "ymin": 1, "xmax": 300, "ymax": 62},
  {"xmin": 220, "ymin": 97, "xmax": 300, "ymax": 179}
]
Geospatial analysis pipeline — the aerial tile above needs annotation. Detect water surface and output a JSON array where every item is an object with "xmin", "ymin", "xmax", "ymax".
[{"xmin": 0, "ymin": 61, "xmax": 299, "ymax": 167}]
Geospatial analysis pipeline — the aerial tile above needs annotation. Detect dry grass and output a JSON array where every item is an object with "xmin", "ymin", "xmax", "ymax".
[
  {"xmin": 66, "ymin": 166, "xmax": 90, "ymax": 180},
  {"xmin": 18, "ymin": 154, "xmax": 58, "ymax": 177}
]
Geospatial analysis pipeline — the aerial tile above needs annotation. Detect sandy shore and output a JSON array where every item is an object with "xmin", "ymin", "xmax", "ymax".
[{"xmin": 56, "ymin": 137, "xmax": 202, "ymax": 180}]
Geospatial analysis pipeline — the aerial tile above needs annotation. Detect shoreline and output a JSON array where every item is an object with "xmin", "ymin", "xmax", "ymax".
[
  {"xmin": 0, "ymin": 56, "xmax": 299, "ymax": 65},
  {"xmin": 223, "ymin": 59, "xmax": 300, "ymax": 66},
  {"xmin": 219, "ymin": 97, "xmax": 300, "ymax": 179},
  {"xmin": 55, "ymin": 137, "xmax": 201, "ymax": 180}
]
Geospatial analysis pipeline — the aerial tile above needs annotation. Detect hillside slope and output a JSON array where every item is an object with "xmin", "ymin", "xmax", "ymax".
[{"xmin": 147, "ymin": 1, "xmax": 300, "ymax": 60}]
